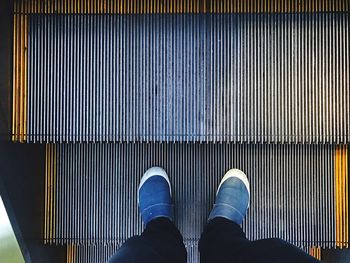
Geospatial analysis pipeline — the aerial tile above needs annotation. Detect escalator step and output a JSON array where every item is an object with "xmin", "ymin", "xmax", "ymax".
[
  {"xmin": 12, "ymin": 12, "xmax": 349, "ymax": 143},
  {"xmin": 44, "ymin": 143, "xmax": 348, "ymax": 253}
]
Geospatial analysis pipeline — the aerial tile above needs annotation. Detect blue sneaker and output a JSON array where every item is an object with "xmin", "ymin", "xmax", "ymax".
[
  {"xmin": 208, "ymin": 169, "xmax": 250, "ymax": 225},
  {"xmin": 138, "ymin": 167, "xmax": 174, "ymax": 225}
]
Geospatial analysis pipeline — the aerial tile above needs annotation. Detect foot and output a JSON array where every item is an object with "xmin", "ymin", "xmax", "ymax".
[
  {"xmin": 138, "ymin": 167, "xmax": 174, "ymax": 225},
  {"xmin": 208, "ymin": 169, "xmax": 250, "ymax": 225}
]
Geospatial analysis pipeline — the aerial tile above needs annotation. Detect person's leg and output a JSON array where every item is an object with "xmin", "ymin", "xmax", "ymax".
[
  {"xmin": 199, "ymin": 217, "xmax": 319, "ymax": 263},
  {"xmin": 109, "ymin": 167, "xmax": 187, "ymax": 263},
  {"xmin": 199, "ymin": 169, "xmax": 251, "ymax": 263},
  {"xmin": 199, "ymin": 217, "xmax": 249, "ymax": 263},
  {"xmin": 109, "ymin": 217, "xmax": 186, "ymax": 263},
  {"xmin": 199, "ymin": 169, "xmax": 320, "ymax": 263}
]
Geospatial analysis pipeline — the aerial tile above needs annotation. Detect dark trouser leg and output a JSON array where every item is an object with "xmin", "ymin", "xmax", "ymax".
[
  {"xmin": 199, "ymin": 217, "xmax": 320, "ymax": 263},
  {"xmin": 108, "ymin": 218, "xmax": 187, "ymax": 263}
]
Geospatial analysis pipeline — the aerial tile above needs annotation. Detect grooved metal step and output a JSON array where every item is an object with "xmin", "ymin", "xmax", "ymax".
[
  {"xmin": 12, "ymin": 12, "xmax": 350, "ymax": 143},
  {"xmin": 64, "ymin": 244, "xmax": 317, "ymax": 263},
  {"xmin": 44, "ymin": 143, "xmax": 349, "ymax": 257},
  {"xmin": 10, "ymin": 1, "xmax": 350, "ymax": 262},
  {"xmin": 66, "ymin": 244, "xmax": 201, "ymax": 263}
]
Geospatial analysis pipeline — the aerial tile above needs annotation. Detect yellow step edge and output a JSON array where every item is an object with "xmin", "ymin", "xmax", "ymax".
[
  {"xmin": 44, "ymin": 144, "xmax": 50, "ymax": 243},
  {"xmin": 49, "ymin": 144, "xmax": 53, "ymax": 243},
  {"xmin": 13, "ymin": 0, "xmax": 348, "ymax": 14},
  {"xmin": 309, "ymin": 246, "xmax": 322, "ymax": 261},
  {"xmin": 67, "ymin": 244, "xmax": 76, "ymax": 263},
  {"xmin": 343, "ymin": 145, "xmax": 348, "ymax": 248},
  {"xmin": 44, "ymin": 144, "xmax": 47, "ymax": 243},
  {"xmin": 12, "ymin": 13, "xmax": 27, "ymax": 142},
  {"xmin": 23, "ymin": 14, "xmax": 28, "ymax": 142},
  {"xmin": 335, "ymin": 145, "xmax": 349, "ymax": 248},
  {"xmin": 19, "ymin": 14, "xmax": 23, "ymax": 142},
  {"xmin": 12, "ymin": 14, "xmax": 17, "ymax": 142},
  {"xmin": 344, "ymin": 146, "xmax": 349, "ymax": 248},
  {"xmin": 53, "ymin": 144, "xmax": 57, "ymax": 241}
]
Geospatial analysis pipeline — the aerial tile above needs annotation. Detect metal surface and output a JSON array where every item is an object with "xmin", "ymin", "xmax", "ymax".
[
  {"xmin": 12, "ymin": 13, "xmax": 28, "ymax": 142},
  {"xmin": 68, "ymin": 244, "xmax": 118, "ymax": 263},
  {"xmin": 67, "ymin": 244, "xmax": 321, "ymax": 263},
  {"xmin": 335, "ymin": 145, "xmax": 349, "ymax": 248},
  {"xmin": 45, "ymin": 143, "xmax": 341, "ymax": 252},
  {"xmin": 23, "ymin": 13, "xmax": 350, "ymax": 143},
  {"xmin": 9, "ymin": 1, "xmax": 350, "ymax": 262},
  {"xmin": 66, "ymin": 243, "xmax": 204, "ymax": 263},
  {"xmin": 309, "ymin": 246, "xmax": 322, "ymax": 261},
  {"xmin": 13, "ymin": 0, "xmax": 350, "ymax": 15}
]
